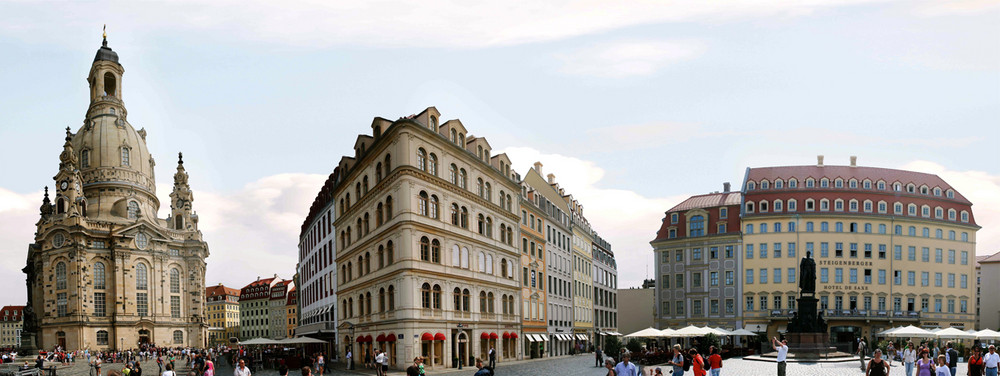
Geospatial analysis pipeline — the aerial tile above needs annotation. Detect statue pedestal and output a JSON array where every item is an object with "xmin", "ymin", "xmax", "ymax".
[
  {"xmin": 19, "ymin": 331, "xmax": 39, "ymax": 354},
  {"xmin": 786, "ymin": 333, "xmax": 837, "ymax": 358}
]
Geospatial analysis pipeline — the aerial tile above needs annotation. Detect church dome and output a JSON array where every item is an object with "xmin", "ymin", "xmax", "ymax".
[{"xmin": 72, "ymin": 112, "xmax": 155, "ymax": 192}]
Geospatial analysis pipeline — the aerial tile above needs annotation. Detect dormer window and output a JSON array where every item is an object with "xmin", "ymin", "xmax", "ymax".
[
  {"xmin": 760, "ymin": 180, "xmax": 769, "ymax": 189},
  {"xmin": 788, "ymin": 178, "xmax": 798, "ymax": 188},
  {"xmin": 820, "ymin": 178, "xmax": 829, "ymax": 188},
  {"xmin": 946, "ymin": 190, "xmax": 955, "ymax": 199},
  {"xmin": 806, "ymin": 178, "xmax": 815, "ymax": 188},
  {"xmin": 774, "ymin": 179, "xmax": 783, "ymax": 189},
  {"xmin": 81, "ymin": 150, "xmax": 90, "ymax": 168}
]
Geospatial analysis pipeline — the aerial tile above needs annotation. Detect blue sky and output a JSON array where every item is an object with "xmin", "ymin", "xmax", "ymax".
[{"xmin": 0, "ymin": 0, "xmax": 997, "ymax": 303}]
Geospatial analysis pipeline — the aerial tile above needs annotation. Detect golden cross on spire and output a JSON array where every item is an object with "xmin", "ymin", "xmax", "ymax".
[{"xmin": 103, "ymin": 24, "xmax": 106, "ymax": 39}]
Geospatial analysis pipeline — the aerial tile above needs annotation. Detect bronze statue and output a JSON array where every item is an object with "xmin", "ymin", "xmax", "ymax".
[{"xmin": 799, "ymin": 251, "xmax": 816, "ymax": 295}]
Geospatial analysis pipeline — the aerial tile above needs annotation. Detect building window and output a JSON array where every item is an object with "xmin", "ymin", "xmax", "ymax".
[
  {"xmin": 127, "ymin": 201, "xmax": 140, "ymax": 219},
  {"xmin": 97, "ymin": 330, "xmax": 109, "ymax": 345},
  {"xmin": 94, "ymin": 292, "xmax": 106, "ymax": 317},
  {"xmin": 57, "ymin": 292, "xmax": 68, "ymax": 317},
  {"xmin": 137, "ymin": 292, "xmax": 148, "ymax": 316},
  {"xmin": 136, "ymin": 263, "xmax": 148, "ymax": 290},
  {"xmin": 171, "ymin": 296, "xmax": 181, "ymax": 318},
  {"xmin": 56, "ymin": 262, "xmax": 67, "ymax": 290},
  {"xmin": 417, "ymin": 148, "xmax": 427, "ymax": 171},
  {"xmin": 121, "ymin": 147, "xmax": 130, "ymax": 166},
  {"xmin": 173, "ymin": 330, "xmax": 183, "ymax": 344}
]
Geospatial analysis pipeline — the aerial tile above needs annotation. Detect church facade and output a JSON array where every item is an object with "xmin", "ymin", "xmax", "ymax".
[{"xmin": 23, "ymin": 36, "xmax": 209, "ymax": 351}]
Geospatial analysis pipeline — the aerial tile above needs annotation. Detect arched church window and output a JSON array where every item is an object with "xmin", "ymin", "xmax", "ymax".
[
  {"xmin": 170, "ymin": 268, "xmax": 180, "ymax": 293},
  {"xmin": 136, "ymin": 263, "xmax": 148, "ymax": 290},
  {"xmin": 81, "ymin": 150, "xmax": 90, "ymax": 168},
  {"xmin": 94, "ymin": 262, "xmax": 106, "ymax": 290},
  {"xmin": 56, "ymin": 262, "xmax": 67, "ymax": 290},
  {"xmin": 121, "ymin": 147, "xmax": 130, "ymax": 166}
]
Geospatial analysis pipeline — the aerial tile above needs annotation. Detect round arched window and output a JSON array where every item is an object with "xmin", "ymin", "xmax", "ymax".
[
  {"xmin": 136, "ymin": 232, "xmax": 149, "ymax": 249},
  {"xmin": 53, "ymin": 233, "xmax": 65, "ymax": 248}
]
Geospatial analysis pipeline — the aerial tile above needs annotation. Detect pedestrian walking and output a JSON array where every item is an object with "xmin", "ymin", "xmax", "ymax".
[
  {"xmin": 937, "ymin": 355, "xmax": 952, "ymax": 376},
  {"xmin": 859, "ymin": 338, "xmax": 870, "ymax": 371},
  {"xmin": 688, "ymin": 348, "xmax": 706, "ymax": 376},
  {"xmin": 596, "ymin": 346, "xmax": 603, "ymax": 367},
  {"xmin": 489, "ymin": 347, "xmax": 496, "ymax": 369},
  {"xmin": 707, "ymin": 347, "xmax": 722, "ymax": 376},
  {"xmin": 984, "ymin": 345, "xmax": 1000, "ymax": 376},
  {"xmin": 346, "ymin": 350, "xmax": 353, "ymax": 370},
  {"xmin": 670, "ymin": 345, "xmax": 686, "ymax": 376},
  {"xmin": 406, "ymin": 357, "xmax": 421, "ymax": 376},
  {"xmin": 162, "ymin": 363, "xmax": 176, "ymax": 376},
  {"xmin": 772, "ymin": 337, "xmax": 789, "ymax": 376},
  {"xmin": 889, "ymin": 342, "xmax": 897, "ymax": 366},
  {"xmin": 604, "ymin": 359, "xmax": 616, "ymax": 376},
  {"xmin": 946, "ymin": 342, "xmax": 959, "ymax": 376},
  {"xmin": 613, "ymin": 353, "xmax": 639, "ymax": 376},
  {"xmin": 904, "ymin": 343, "xmax": 917, "ymax": 376},
  {"xmin": 374, "ymin": 351, "xmax": 384, "ymax": 376},
  {"xmin": 380, "ymin": 350, "xmax": 389, "ymax": 376},
  {"xmin": 473, "ymin": 358, "xmax": 491, "ymax": 376},
  {"xmin": 918, "ymin": 351, "xmax": 935, "ymax": 376},
  {"xmin": 233, "ymin": 359, "xmax": 251, "ymax": 376},
  {"xmin": 969, "ymin": 346, "xmax": 985, "ymax": 376},
  {"xmin": 316, "ymin": 353, "xmax": 324, "ymax": 375},
  {"xmin": 866, "ymin": 349, "xmax": 890, "ymax": 376}
]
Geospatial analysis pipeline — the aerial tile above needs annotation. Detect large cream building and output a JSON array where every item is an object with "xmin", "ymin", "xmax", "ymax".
[
  {"xmin": 570, "ymin": 204, "xmax": 595, "ymax": 349},
  {"xmin": 332, "ymin": 107, "xmax": 523, "ymax": 371},
  {"xmin": 23, "ymin": 36, "xmax": 209, "ymax": 350},
  {"xmin": 741, "ymin": 157, "xmax": 979, "ymax": 348}
]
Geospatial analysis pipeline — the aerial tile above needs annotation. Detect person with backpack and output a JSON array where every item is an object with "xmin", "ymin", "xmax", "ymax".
[
  {"xmin": 689, "ymin": 348, "xmax": 707, "ymax": 376},
  {"xmin": 670, "ymin": 345, "xmax": 685, "ymax": 376},
  {"xmin": 858, "ymin": 338, "xmax": 870, "ymax": 371}
]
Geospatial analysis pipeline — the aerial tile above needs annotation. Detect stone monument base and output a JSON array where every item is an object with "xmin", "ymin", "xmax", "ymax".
[
  {"xmin": 786, "ymin": 333, "xmax": 838, "ymax": 359},
  {"xmin": 19, "ymin": 332, "xmax": 39, "ymax": 355}
]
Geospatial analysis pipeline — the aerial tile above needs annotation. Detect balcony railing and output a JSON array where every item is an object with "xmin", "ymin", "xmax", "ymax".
[{"xmin": 768, "ymin": 309, "xmax": 921, "ymax": 320}]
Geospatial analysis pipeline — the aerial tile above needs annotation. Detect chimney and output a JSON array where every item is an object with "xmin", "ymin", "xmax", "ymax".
[
  {"xmin": 850, "ymin": 156, "xmax": 857, "ymax": 167},
  {"xmin": 547, "ymin": 173, "xmax": 556, "ymax": 184},
  {"xmin": 817, "ymin": 155, "xmax": 825, "ymax": 166},
  {"xmin": 724, "ymin": 182, "xmax": 731, "ymax": 193},
  {"xmin": 533, "ymin": 162, "xmax": 543, "ymax": 175}
]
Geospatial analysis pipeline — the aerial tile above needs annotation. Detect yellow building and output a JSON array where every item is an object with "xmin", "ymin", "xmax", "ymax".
[
  {"xmin": 741, "ymin": 157, "xmax": 978, "ymax": 348},
  {"xmin": 520, "ymin": 178, "xmax": 549, "ymax": 358},
  {"xmin": 205, "ymin": 284, "xmax": 240, "ymax": 347},
  {"xmin": 1, "ymin": 306, "xmax": 24, "ymax": 348},
  {"xmin": 286, "ymin": 286, "xmax": 298, "ymax": 338}
]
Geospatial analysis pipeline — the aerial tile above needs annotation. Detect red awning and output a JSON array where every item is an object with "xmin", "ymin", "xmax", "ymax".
[
  {"xmin": 511, "ymin": 333, "xmax": 518, "ymax": 339},
  {"xmin": 376, "ymin": 334, "xmax": 386, "ymax": 342},
  {"xmin": 480, "ymin": 333, "xmax": 489, "ymax": 339},
  {"xmin": 421, "ymin": 333, "xmax": 434, "ymax": 341},
  {"xmin": 364, "ymin": 335, "xmax": 373, "ymax": 343},
  {"xmin": 386, "ymin": 333, "xmax": 397, "ymax": 342},
  {"xmin": 489, "ymin": 332, "xmax": 498, "ymax": 340},
  {"xmin": 434, "ymin": 333, "xmax": 446, "ymax": 341},
  {"xmin": 355, "ymin": 337, "xmax": 363, "ymax": 343},
  {"xmin": 502, "ymin": 332, "xmax": 510, "ymax": 339}
]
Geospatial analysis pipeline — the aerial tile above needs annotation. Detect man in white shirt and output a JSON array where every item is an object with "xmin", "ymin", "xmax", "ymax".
[
  {"xmin": 233, "ymin": 359, "xmax": 251, "ymax": 376},
  {"xmin": 613, "ymin": 353, "xmax": 639, "ymax": 376},
  {"xmin": 346, "ymin": 350, "xmax": 353, "ymax": 370},
  {"xmin": 984, "ymin": 345, "xmax": 1000, "ymax": 376},
  {"xmin": 374, "ymin": 351, "xmax": 385, "ymax": 376},
  {"xmin": 772, "ymin": 337, "xmax": 788, "ymax": 376},
  {"xmin": 903, "ymin": 343, "xmax": 917, "ymax": 376}
]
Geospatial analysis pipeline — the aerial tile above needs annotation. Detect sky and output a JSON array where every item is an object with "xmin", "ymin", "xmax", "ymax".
[{"xmin": 0, "ymin": 0, "xmax": 998, "ymax": 304}]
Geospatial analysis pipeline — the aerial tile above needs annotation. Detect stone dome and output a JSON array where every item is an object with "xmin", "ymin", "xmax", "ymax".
[{"xmin": 72, "ymin": 112, "xmax": 155, "ymax": 192}]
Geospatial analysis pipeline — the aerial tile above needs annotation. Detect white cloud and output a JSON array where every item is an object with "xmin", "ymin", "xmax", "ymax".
[
  {"xmin": 0, "ymin": 0, "xmax": 907, "ymax": 50},
  {"xmin": 502, "ymin": 146, "xmax": 691, "ymax": 288},
  {"xmin": 555, "ymin": 39, "xmax": 708, "ymax": 78},
  {"xmin": 900, "ymin": 161, "xmax": 1000, "ymax": 256},
  {"xmin": 0, "ymin": 173, "xmax": 326, "ymax": 304}
]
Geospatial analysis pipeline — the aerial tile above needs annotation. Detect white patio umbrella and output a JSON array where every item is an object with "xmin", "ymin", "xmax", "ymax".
[
  {"xmin": 703, "ymin": 327, "xmax": 731, "ymax": 336},
  {"xmin": 728, "ymin": 329, "xmax": 758, "ymax": 336},
  {"xmin": 936, "ymin": 327, "xmax": 976, "ymax": 339},
  {"xmin": 878, "ymin": 327, "xmax": 903, "ymax": 336},
  {"xmin": 624, "ymin": 327, "xmax": 667, "ymax": 338},
  {"xmin": 711, "ymin": 327, "xmax": 734, "ymax": 336},
  {"xmin": 975, "ymin": 329, "xmax": 1000, "ymax": 340},
  {"xmin": 658, "ymin": 328, "xmax": 677, "ymax": 338},
  {"xmin": 280, "ymin": 337, "xmax": 327, "ymax": 344},
  {"xmin": 886, "ymin": 325, "xmax": 936, "ymax": 338},
  {"xmin": 240, "ymin": 338, "xmax": 282, "ymax": 345},
  {"xmin": 671, "ymin": 325, "xmax": 712, "ymax": 338}
]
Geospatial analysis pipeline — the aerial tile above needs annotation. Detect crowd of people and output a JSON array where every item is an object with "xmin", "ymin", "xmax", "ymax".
[
  {"xmin": 599, "ymin": 344, "xmax": 723, "ymax": 376},
  {"xmin": 856, "ymin": 338, "xmax": 1000, "ymax": 376}
]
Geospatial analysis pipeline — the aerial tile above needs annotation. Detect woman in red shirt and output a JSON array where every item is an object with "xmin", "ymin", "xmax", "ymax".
[{"xmin": 707, "ymin": 347, "xmax": 723, "ymax": 376}]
